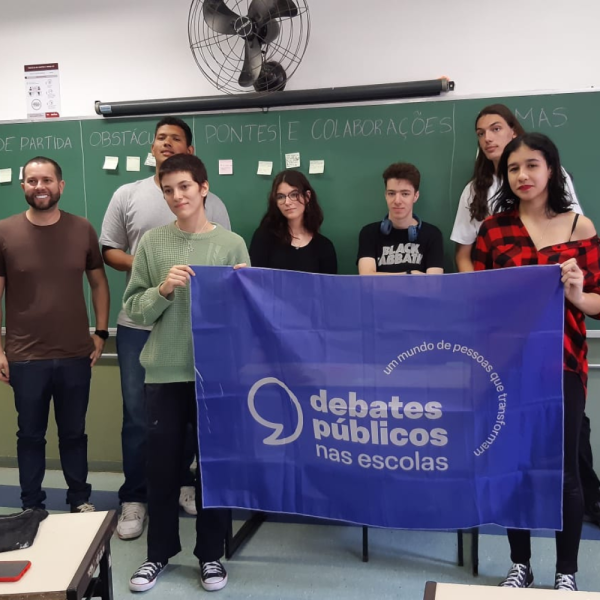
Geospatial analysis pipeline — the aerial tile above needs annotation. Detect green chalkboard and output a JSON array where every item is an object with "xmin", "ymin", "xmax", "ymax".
[{"xmin": 0, "ymin": 91, "xmax": 599, "ymax": 328}]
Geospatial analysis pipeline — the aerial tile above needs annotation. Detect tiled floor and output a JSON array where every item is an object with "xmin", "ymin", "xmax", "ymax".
[{"xmin": 1, "ymin": 468, "xmax": 599, "ymax": 599}]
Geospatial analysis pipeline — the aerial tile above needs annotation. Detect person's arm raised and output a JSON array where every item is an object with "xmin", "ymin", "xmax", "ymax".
[
  {"xmin": 159, "ymin": 265, "xmax": 196, "ymax": 299},
  {"xmin": 124, "ymin": 240, "xmax": 178, "ymax": 326},
  {"xmin": 561, "ymin": 258, "xmax": 600, "ymax": 317}
]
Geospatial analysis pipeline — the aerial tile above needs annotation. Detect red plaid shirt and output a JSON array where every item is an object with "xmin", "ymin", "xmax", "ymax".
[{"xmin": 473, "ymin": 209, "xmax": 600, "ymax": 390}]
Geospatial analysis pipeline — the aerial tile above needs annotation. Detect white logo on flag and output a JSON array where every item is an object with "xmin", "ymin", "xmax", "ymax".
[{"xmin": 248, "ymin": 377, "xmax": 303, "ymax": 445}]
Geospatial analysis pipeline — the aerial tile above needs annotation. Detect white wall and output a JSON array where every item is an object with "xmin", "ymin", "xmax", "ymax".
[{"xmin": 0, "ymin": 0, "xmax": 598, "ymax": 121}]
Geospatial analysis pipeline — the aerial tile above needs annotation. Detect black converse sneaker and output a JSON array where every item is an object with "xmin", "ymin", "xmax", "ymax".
[
  {"xmin": 555, "ymin": 573, "xmax": 578, "ymax": 591},
  {"xmin": 499, "ymin": 562, "xmax": 534, "ymax": 588},
  {"xmin": 129, "ymin": 560, "xmax": 167, "ymax": 592},
  {"xmin": 200, "ymin": 560, "xmax": 228, "ymax": 591}
]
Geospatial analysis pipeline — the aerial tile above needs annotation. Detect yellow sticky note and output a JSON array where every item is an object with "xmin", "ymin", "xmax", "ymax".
[
  {"xmin": 103, "ymin": 156, "xmax": 119, "ymax": 170},
  {"xmin": 257, "ymin": 161, "xmax": 273, "ymax": 176},
  {"xmin": 144, "ymin": 153, "xmax": 156, "ymax": 167},
  {"xmin": 0, "ymin": 169, "xmax": 12, "ymax": 183},
  {"xmin": 309, "ymin": 160, "xmax": 325, "ymax": 174},
  {"xmin": 126, "ymin": 156, "xmax": 141, "ymax": 172}
]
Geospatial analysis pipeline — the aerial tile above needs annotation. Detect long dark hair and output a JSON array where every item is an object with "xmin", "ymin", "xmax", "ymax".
[
  {"xmin": 259, "ymin": 170, "xmax": 324, "ymax": 244},
  {"xmin": 469, "ymin": 104, "xmax": 526, "ymax": 221},
  {"xmin": 492, "ymin": 133, "xmax": 571, "ymax": 215}
]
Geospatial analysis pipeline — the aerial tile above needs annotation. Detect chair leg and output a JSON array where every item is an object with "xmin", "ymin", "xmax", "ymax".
[
  {"xmin": 362, "ymin": 526, "xmax": 369, "ymax": 562},
  {"xmin": 471, "ymin": 527, "xmax": 479, "ymax": 576},
  {"xmin": 457, "ymin": 529, "xmax": 464, "ymax": 566},
  {"xmin": 225, "ymin": 509, "xmax": 266, "ymax": 559}
]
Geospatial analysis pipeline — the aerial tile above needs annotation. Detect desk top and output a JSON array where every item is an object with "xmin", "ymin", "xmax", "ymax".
[
  {"xmin": 0, "ymin": 511, "xmax": 115, "ymax": 599},
  {"xmin": 425, "ymin": 582, "xmax": 600, "ymax": 599}
]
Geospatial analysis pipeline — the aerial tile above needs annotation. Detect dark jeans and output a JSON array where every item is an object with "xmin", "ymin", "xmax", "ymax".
[
  {"xmin": 145, "ymin": 382, "xmax": 228, "ymax": 564},
  {"xmin": 116, "ymin": 325, "xmax": 195, "ymax": 504},
  {"xmin": 579, "ymin": 413, "xmax": 600, "ymax": 510},
  {"xmin": 10, "ymin": 357, "xmax": 92, "ymax": 509},
  {"xmin": 507, "ymin": 371, "xmax": 585, "ymax": 574}
]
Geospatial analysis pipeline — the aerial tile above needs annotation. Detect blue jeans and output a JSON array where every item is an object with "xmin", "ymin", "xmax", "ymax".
[
  {"xmin": 10, "ymin": 357, "xmax": 92, "ymax": 509},
  {"xmin": 117, "ymin": 325, "xmax": 195, "ymax": 504},
  {"xmin": 116, "ymin": 325, "xmax": 150, "ymax": 504}
]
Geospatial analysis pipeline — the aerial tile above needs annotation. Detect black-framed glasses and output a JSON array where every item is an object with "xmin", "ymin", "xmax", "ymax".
[{"xmin": 276, "ymin": 191, "xmax": 302, "ymax": 204}]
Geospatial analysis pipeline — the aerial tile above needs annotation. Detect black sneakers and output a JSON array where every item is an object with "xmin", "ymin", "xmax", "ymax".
[
  {"xmin": 129, "ymin": 559, "xmax": 226, "ymax": 592},
  {"xmin": 200, "ymin": 560, "xmax": 228, "ymax": 591},
  {"xmin": 129, "ymin": 560, "xmax": 167, "ymax": 592},
  {"xmin": 499, "ymin": 562, "xmax": 534, "ymax": 588},
  {"xmin": 555, "ymin": 573, "xmax": 578, "ymax": 591},
  {"xmin": 499, "ymin": 564, "xmax": 577, "ymax": 591}
]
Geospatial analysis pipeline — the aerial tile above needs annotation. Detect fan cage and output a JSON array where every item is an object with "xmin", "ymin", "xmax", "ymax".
[{"xmin": 189, "ymin": 0, "xmax": 310, "ymax": 94}]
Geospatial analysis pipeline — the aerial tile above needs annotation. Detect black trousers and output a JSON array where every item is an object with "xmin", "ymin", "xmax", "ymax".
[
  {"xmin": 145, "ymin": 382, "xmax": 228, "ymax": 564},
  {"xmin": 507, "ymin": 371, "xmax": 585, "ymax": 574},
  {"xmin": 579, "ymin": 413, "xmax": 600, "ymax": 510}
]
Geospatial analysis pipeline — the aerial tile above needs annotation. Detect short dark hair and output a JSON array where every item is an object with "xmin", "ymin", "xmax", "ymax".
[
  {"xmin": 493, "ymin": 132, "xmax": 572, "ymax": 215},
  {"xmin": 159, "ymin": 154, "xmax": 208, "ymax": 205},
  {"xmin": 382, "ymin": 163, "xmax": 420, "ymax": 191},
  {"xmin": 259, "ymin": 170, "xmax": 324, "ymax": 244},
  {"xmin": 22, "ymin": 156, "xmax": 63, "ymax": 180},
  {"xmin": 155, "ymin": 116, "xmax": 193, "ymax": 147}
]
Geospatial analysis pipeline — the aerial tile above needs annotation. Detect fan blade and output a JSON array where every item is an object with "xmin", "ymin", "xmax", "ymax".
[
  {"xmin": 239, "ymin": 38, "xmax": 264, "ymax": 87},
  {"xmin": 258, "ymin": 20, "xmax": 280, "ymax": 44},
  {"xmin": 248, "ymin": 0, "xmax": 299, "ymax": 28},
  {"xmin": 203, "ymin": 0, "xmax": 240, "ymax": 35}
]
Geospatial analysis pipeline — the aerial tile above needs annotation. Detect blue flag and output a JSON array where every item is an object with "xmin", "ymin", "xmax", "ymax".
[{"xmin": 190, "ymin": 265, "xmax": 564, "ymax": 530}]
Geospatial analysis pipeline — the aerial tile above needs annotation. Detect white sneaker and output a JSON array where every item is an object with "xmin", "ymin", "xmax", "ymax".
[
  {"xmin": 117, "ymin": 502, "xmax": 147, "ymax": 540},
  {"xmin": 179, "ymin": 486, "xmax": 197, "ymax": 515},
  {"xmin": 71, "ymin": 502, "xmax": 95, "ymax": 513}
]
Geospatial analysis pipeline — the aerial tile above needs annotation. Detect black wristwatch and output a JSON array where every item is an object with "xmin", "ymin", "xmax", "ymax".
[{"xmin": 94, "ymin": 329, "xmax": 109, "ymax": 341}]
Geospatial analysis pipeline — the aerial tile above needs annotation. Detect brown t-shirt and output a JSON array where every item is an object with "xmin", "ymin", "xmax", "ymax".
[{"xmin": 0, "ymin": 211, "xmax": 104, "ymax": 361}]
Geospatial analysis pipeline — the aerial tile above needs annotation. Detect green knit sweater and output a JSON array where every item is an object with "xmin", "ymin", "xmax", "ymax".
[{"xmin": 123, "ymin": 223, "xmax": 250, "ymax": 383}]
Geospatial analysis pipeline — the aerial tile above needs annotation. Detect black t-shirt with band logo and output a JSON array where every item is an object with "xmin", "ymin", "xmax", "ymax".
[{"xmin": 357, "ymin": 221, "xmax": 444, "ymax": 273}]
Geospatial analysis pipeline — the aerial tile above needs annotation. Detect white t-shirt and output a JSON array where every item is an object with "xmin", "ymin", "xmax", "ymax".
[
  {"xmin": 450, "ymin": 167, "xmax": 582, "ymax": 245},
  {"xmin": 100, "ymin": 175, "xmax": 231, "ymax": 329}
]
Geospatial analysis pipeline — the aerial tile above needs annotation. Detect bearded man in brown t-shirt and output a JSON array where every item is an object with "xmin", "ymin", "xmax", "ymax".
[{"xmin": 0, "ymin": 156, "xmax": 110, "ymax": 513}]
